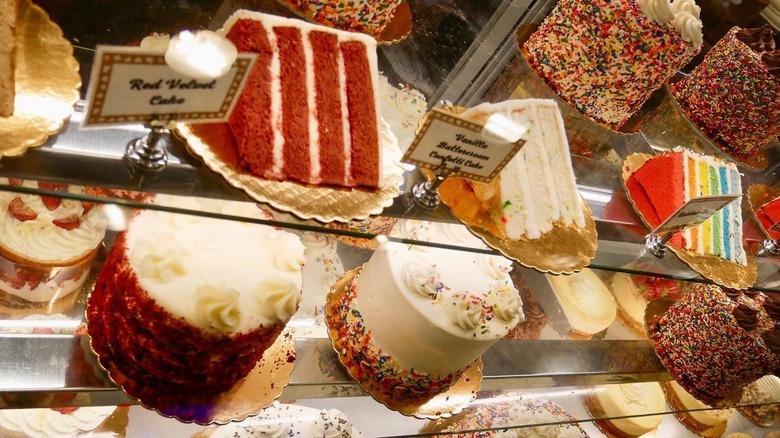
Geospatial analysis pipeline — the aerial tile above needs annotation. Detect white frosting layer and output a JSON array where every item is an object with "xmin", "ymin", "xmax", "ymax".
[
  {"xmin": 460, "ymin": 100, "xmax": 584, "ymax": 241},
  {"xmin": 0, "ymin": 180, "xmax": 106, "ymax": 263},
  {"xmin": 128, "ymin": 197, "xmax": 305, "ymax": 334},
  {"xmin": 391, "ymin": 219, "xmax": 487, "ymax": 250},
  {"xmin": 0, "ymin": 407, "xmax": 115, "ymax": 438},
  {"xmin": 548, "ymin": 269, "xmax": 616, "ymax": 335},
  {"xmin": 206, "ymin": 403, "xmax": 361, "ymax": 438},
  {"xmin": 595, "ymin": 382, "xmax": 665, "ymax": 435},
  {"xmin": 222, "ymin": 10, "xmax": 382, "ymax": 186},
  {"xmin": 637, "ymin": 0, "xmax": 676, "ymax": 25},
  {"xmin": 354, "ymin": 239, "xmax": 523, "ymax": 375},
  {"xmin": 378, "ymin": 75, "xmax": 426, "ymax": 152}
]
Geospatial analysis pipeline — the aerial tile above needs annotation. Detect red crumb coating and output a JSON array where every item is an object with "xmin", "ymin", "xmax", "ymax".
[
  {"xmin": 275, "ymin": 27, "xmax": 311, "ymax": 183},
  {"xmin": 87, "ymin": 233, "xmax": 284, "ymax": 398},
  {"xmin": 648, "ymin": 284, "xmax": 780, "ymax": 405},
  {"xmin": 226, "ymin": 20, "xmax": 276, "ymax": 179},
  {"xmin": 632, "ymin": 152, "xmax": 685, "ymax": 222},
  {"xmin": 310, "ymin": 31, "xmax": 347, "ymax": 186},
  {"xmin": 340, "ymin": 40, "xmax": 380, "ymax": 188}
]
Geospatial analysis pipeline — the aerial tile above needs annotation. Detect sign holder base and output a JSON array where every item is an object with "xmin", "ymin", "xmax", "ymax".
[
  {"xmin": 645, "ymin": 231, "xmax": 674, "ymax": 259},
  {"xmin": 411, "ymin": 163, "xmax": 458, "ymax": 209},
  {"xmin": 125, "ymin": 121, "xmax": 172, "ymax": 172},
  {"xmin": 757, "ymin": 239, "xmax": 780, "ymax": 258}
]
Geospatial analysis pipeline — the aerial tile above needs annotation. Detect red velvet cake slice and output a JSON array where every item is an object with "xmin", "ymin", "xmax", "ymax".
[
  {"xmin": 757, "ymin": 196, "xmax": 780, "ymax": 239},
  {"xmin": 224, "ymin": 10, "xmax": 382, "ymax": 189}
]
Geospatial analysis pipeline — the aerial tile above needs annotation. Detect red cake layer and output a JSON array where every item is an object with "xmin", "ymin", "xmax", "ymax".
[
  {"xmin": 226, "ymin": 20, "xmax": 275, "ymax": 179},
  {"xmin": 625, "ymin": 174, "xmax": 661, "ymax": 228},
  {"xmin": 632, "ymin": 153, "xmax": 686, "ymax": 222},
  {"xmin": 310, "ymin": 31, "xmax": 346, "ymax": 186},
  {"xmin": 225, "ymin": 13, "xmax": 381, "ymax": 189},
  {"xmin": 87, "ymin": 233, "xmax": 283, "ymax": 398},
  {"xmin": 758, "ymin": 198, "xmax": 780, "ymax": 239}
]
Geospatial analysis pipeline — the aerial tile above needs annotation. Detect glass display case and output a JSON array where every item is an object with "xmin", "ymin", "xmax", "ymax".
[{"xmin": 0, "ymin": 0, "xmax": 778, "ymax": 436}]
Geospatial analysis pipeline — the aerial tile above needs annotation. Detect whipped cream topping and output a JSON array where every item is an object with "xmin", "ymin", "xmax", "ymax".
[
  {"xmin": 0, "ymin": 407, "xmax": 115, "ymax": 438},
  {"xmin": 491, "ymin": 283, "xmax": 524, "ymax": 322},
  {"xmin": 313, "ymin": 409, "xmax": 354, "ymax": 438},
  {"xmin": 637, "ymin": 0, "xmax": 703, "ymax": 48},
  {"xmin": 402, "ymin": 259, "xmax": 442, "ymax": 298},
  {"xmin": 446, "ymin": 294, "xmax": 483, "ymax": 331},
  {"xmin": 0, "ymin": 180, "xmax": 106, "ymax": 263},
  {"xmin": 128, "ymin": 197, "xmax": 305, "ymax": 333},
  {"xmin": 255, "ymin": 274, "xmax": 300, "ymax": 324},
  {"xmin": 478, "ymin": 254, "xmax": 512, "ymax": 280},
  {"xmin": 194, "ymin": 284, "xmax": 241, "ymax": 331}
]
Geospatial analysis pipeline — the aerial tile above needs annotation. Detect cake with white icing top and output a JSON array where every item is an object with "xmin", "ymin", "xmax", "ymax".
[
  {"xmin": 0, "ymin": 407, "xmax": 118, "ymax": 438},
  {"xmin": 391, "ymin": 219, "xmax": 487, "ymax": 250},
  {"xmin": 459, "ymin": 100, "xmax": 584, "ymax": 241},
  {"xmin": 328, "ymin": 237, "xmax": 524, "ymax": 402},
  {"xmin": 224, "ymin": 10, "xmax": 382, "ymax": 189},
  {"xmin": 87, "ymin": 198, "xmax": 305, "ymax": 397},
  {"xmin": 585, "ymin": 382, "xmax": 665, "ymax": 437},
  {"xmin": 548, "ymin": 269, "xmax": 617, "ymax": 339},
  {"xmin": 197, "ymin": 403, "xmax": 361, "ymax": 438}
]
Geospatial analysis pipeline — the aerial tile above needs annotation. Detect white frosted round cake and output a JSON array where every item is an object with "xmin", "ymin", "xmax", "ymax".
[
  {"xmin": 0, "ymin": 406, "xmax": 118, "ymax": 438},
  {"xmin": 328, "ymin": 236, "xmax": 524, "ymax": 402},
  {"xmin": 391, "ymin": 219, "xmax": 487, "ymax": 250},
  {"xmin": 87, "ymin": 197, "xmax": 306, "ymax": 400},
  {"xmin": 0, "ymin": 179, "xmax": 105, "ymax": 304},
  {"xmin": 197, "ymin": 403, "xmax": 361, "ymax": 437},
  {"xmin": 585, "ymin": 382, "xmax": 665, "ymax": 437}
]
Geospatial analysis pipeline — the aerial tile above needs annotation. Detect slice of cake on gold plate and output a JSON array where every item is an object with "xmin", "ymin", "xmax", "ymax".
[
  {"xmin": 547, "ymin": 268, "xmax": 616, "ymax": 339},
  {"xmin": 663, "ymin": 381, "xmax": 734, "ymax": 438},
  {"xmin": 87, "ymin": 198, "xmax": 305, "ymax": 407},
  {"xmin": 327, "ymin": 237, "xmax": 524, "ymax": 406},
  {"xmin": 583, "ymin": 382, "xmax": 666, "ymax": 438},
  {"xmin": 223, "ymin": 10, "xmax": 382, "ymax": 189},
  {"xmin": 458, "ymin": 99, "xmax": 585, "ymax": 241}
]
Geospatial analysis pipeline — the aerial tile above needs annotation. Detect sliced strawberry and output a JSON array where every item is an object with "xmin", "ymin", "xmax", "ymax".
[
  {"xmin": 52, "ymin": 407, "xmax": 78, "ymax": 414},
  {"xmin": 7, "ymin": 178, "xmax": 22, "ymax": 186},
  {"xmin": 37, "ymin": 182, "xmax": 67, "ymax": 192},
  {"xmin": 81, "ymin": 201, "xmax": 94, "ymax": 214},
  {"xmin": 41, "ymin": 196, "xmax": 61, "ymax": 211},
  {"xmin": 52, "ymin": 216, "xmax": 80, "ymax": 230},
  {"xmin": 8, "ymin": 197, "xmax": 37, "ymax": 221}
]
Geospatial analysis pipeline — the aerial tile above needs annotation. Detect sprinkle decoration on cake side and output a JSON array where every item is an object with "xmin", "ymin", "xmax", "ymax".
[
  {"xmin": 648, "ymin": 284, "xmax": 780, "ymax": 406},
  {"xmin": 223, "ymin": 10, "xmax": 382, "ymax": 190},
  {"xmin": 277, "ymin": 0, "xmax": 402, "ymax": 36},
  {"xmin": 671, "ymin": 25, "xmax": 780, "ymax": 159},
  {"xmin": 522, "ymin": 0, "xmax": 702, "ymax": 128}
]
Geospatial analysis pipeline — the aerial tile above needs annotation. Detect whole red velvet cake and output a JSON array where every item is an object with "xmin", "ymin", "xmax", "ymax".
[
  {"xmin": 87, "ymin": 200, "xmax": 306, "ymax": 399},
  {"xmin": 224, "ymin": 10, "xmax": 382, "ymax": 189}
]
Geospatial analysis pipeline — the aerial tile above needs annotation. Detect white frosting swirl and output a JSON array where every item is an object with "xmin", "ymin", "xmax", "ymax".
[
  {"xmin": 140, "ymin": 33, "xmax": 170, "ymax": 51},
  {"xmin": 0, "ymin": 407, "xmax": 115, "ymax": 438},
  {"xmin": 491, "ymin": 283, "xmax": 524, "ymax": 322},
  {"xmin": 671, "ymin": 11, "xmax": 703, "ymax": 48},
  {"xmin": 478, "ymin": 254, "xmax": 512, "ymax": 280},
  {"xmin": 402, "ymin": 259, "xmax": 442, "ymax": 298},
  {"xmin": 637, "ymin": 0, "xmax": 676, "ymax": 25},
  {"xmin": 194, "ymin": 285, "xmax": 241, "ymax": 332},
  {"xmin": 131, "ymin": 235, "xmax": 186, "ymax": 283},
  {"xmin": 672, "ymin": 0, "xmax": 701, "ymax": 16},
  {"xmin": 271, "ymin": 232, "xmax": 307, "ymax": 272},
  {"xmin": 440, "ymin": 223, "xmax": 475, "ymax": 243},
  {"xmin": 313, "ymin": 409, "xmax": 353, "ymax": 438},
  {"xmin": 255, "ymin": 274, "xmax": 300, "ymax": 323},
  {"xmin": 446, "ymin": 295, "xmax": 483, "ymax": 330}
]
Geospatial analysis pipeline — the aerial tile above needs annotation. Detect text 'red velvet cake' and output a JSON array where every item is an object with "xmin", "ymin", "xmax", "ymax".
[
  {"xmin": 87, "ymin": 200, "xmax": 305, "ymax": 398},
  {"xmin": 224, "ymin": 10, "xmax": 382, "ymax": 189}
]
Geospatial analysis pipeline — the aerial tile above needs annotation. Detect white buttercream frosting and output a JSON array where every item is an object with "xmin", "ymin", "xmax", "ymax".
[
  {"xmin": 313, "ymin": 409, "xmax": 354, "ymax": 438},
  {"xmin": 139, "ymin": 33, "xmax": 170, "ymax": 51},
  {"xmin": 595, "ymin": 382, "xmax": 665, "ymax": 435},
  {"xmin": 402, "ymin": 259, "xmax": 442, "ymax": 298},
  {"xmin": 205, "ymin": 403, "xmax": 361, "ymax": 438},
  {"xmin": 165, "ymin": 30, "xmax": 237, "ymax": 79},
  {"xmin": 637, "ymin": 0, "xmax": 676, "ymax": 25},
  {"xmin": 127, "ymin": 196, "xmax": 305, "ymax": 334},
  {"xmin": 0, "ymin": 407, "xmax": 115, "ymax": 438},
  {"xmin": 491, "ymin": 283, "xmax": 524, "ymax": 322},
  {"xmin": 392, "ymin": 219, "xmax": 487, "ymax": 250},
  {"xmin": 0, "ymin": 180, "xmax": 106, "ymax": 263},
  {"xmin": 671, "ymin": 11, "xmax": 703, "ymax": 48},
  {"xmin": 378, "ymin": 74, "xmax": 427, "ymax": 152},
  {"xmin": 672, "ymin": 0, "xmax": 701, "ymax": 16},
  {"xmin": 355, "ymin": 239, "xmax": 522, "ymax": 375}
]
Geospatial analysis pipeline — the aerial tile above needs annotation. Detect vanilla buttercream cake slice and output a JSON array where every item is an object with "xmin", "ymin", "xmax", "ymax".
[{"xmin": 460, "ymin": 99, "xmax": 584, "ymax": 241}]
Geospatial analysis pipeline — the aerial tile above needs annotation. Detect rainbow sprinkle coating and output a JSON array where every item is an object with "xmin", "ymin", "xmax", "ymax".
[
  {"xmin": 432, "ymin": 392, "xmax": 587, "ymax": 437},
  {"xmin": 648, "ymin": 284, "xmax": 780, "ymax": 405},
  {"xmin": 279, "ymin": 0, "xmax": 402, "ymax": 35},
  {"xmin": 523, "ymin": 0, "xmax": 698, "ymax": 128},
  {"xmin": 671, "ymin": 27, "xmax": 780, "ymax": 159},
  {"xmin": 328, "ymin": 268, "xmax": 460, "ymax": 404}
]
